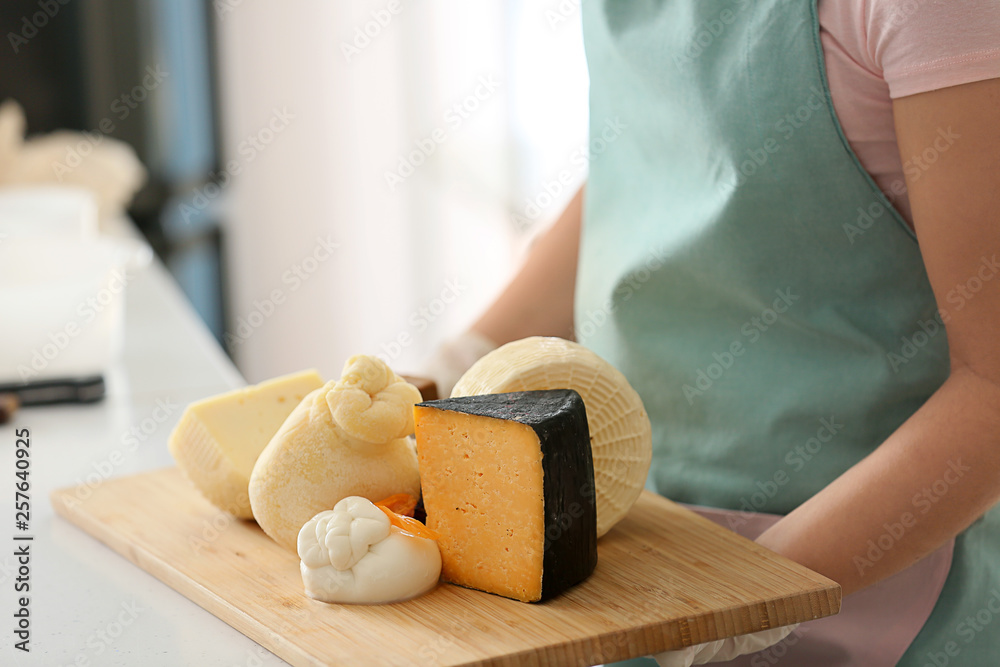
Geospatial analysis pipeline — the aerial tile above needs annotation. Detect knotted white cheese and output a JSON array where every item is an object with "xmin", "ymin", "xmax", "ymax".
[{"xmin": 250, "ymin": 355, "xmax": 423, "ymax": 551}]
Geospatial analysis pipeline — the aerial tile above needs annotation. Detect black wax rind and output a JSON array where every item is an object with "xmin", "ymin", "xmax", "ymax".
[{"xmin": 417, "ymin": 389, "xmax": 598, "ymax": 601}]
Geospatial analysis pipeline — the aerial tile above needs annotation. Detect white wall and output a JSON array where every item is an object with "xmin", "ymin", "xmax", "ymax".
[{"xmin": 214, "ymin": 0, "xmax": 588, "ymax": 383}]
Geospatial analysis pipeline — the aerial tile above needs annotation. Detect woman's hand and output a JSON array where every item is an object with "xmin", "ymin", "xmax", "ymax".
[{"xmin": 654, "ymin": 625, "xmax": 798, "ymax": 666}]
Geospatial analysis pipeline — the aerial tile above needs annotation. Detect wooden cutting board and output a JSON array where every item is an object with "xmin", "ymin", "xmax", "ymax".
[{"xmin": 51, "ymin": 468, "xmax": 840, "ymax": 666}]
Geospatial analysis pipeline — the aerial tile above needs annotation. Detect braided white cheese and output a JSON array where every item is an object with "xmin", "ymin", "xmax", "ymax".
[{"xmin": 298, "ymin": 497, "xmax": 441, "ymax": 604}]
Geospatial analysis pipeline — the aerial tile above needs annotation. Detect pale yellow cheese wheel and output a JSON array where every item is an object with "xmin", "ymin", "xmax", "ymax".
[{"xmin": 451, "ymin": 337, "xmax": 652, "ymax": 538}]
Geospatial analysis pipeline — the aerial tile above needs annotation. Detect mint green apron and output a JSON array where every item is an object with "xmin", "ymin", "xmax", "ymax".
[{"xmin": 576, "ymin": 1, "xmax": 1000, "ymax": 664}]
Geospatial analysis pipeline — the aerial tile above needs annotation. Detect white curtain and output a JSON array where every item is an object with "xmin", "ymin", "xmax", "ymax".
[{"xmin": 214, "ymin": 0, "xmax": 588, "ymax": 383}]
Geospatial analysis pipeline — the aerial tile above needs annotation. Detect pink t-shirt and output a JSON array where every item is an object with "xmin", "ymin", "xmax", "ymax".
[{"xmin": 818, "ymin": 0, "xmax": 1000, "ymax": 225}]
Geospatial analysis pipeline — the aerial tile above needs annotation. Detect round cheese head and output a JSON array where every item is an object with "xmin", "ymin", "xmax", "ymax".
[{"xmin": 452, "ymin": 337, "xmax": 652, "ymax": 537}]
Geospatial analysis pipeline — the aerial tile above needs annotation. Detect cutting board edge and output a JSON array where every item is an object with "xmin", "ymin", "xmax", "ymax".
[{"xmin": 471, "ymin": 583, "xmax": 841, "ymax": 667}]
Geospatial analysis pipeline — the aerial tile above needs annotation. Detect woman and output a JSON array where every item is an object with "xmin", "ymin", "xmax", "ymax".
[{"xmin": 428, "ymin": 1, "xmax": 1000, "ymax": 664}]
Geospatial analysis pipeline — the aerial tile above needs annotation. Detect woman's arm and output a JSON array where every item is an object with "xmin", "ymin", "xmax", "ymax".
[
  {"xmin": 417, "ymin": 186, "xmax": 583, "ymax": 395},
  {"xmin": 756, "ymin": 77, "xmax": 1000, "ymax": 596},
  {"xmin": 470, "ymin": 185, "xmax": 584, "ymax": 345}
]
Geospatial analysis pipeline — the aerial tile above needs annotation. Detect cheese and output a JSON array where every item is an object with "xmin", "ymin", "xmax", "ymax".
[
  {"xmin": 168, "ymin": 369, "xmax": 324, "ymax": 518},
  {"xmin": 297, "ymin": 497, "xmax": 441, "ymax": 604},
  {"xmin": 414, "ymin": 389, "xmax": 597, "ymax": 603},
  {"xmin": 452, "ymin": 337, "xmax": 651, "ymax": 538},
  {"xmin": 250, "ymin": 355, "xmax": 423, "ymax": 552}
]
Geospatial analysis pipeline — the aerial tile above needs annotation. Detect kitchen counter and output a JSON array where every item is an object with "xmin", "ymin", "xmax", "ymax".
[{"xmin": 0, "ymin": 237, "xmax": 291, "ymax": 666}]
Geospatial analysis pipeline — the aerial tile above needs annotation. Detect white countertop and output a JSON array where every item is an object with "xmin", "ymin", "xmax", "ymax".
[{"xmin": 0, "ymin": 239, "xmax": 294, "ymax": 666}]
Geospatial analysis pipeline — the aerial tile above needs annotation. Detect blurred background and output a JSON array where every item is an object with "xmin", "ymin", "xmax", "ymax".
[{"xmin": 0, "ymin": 0, "xmax": 589, "ymax": 383}]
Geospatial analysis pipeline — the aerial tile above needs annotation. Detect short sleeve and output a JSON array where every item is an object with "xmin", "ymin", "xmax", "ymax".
[{"xmin": 865, "ymin": 0, "xmax": 1000, "ymax": 98}]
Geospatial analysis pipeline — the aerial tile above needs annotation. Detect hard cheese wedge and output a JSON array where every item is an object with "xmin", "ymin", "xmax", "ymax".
[
  {"xmin": 414, "ymin": 389, "xmax": 597, "ymax": 603},
  {"xmin": 168, "ymin": 369, "xmax": 324, "ymax": 518}
]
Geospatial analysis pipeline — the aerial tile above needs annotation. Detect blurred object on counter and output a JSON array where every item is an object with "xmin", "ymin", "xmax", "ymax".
[
  {"xmin": 0, "ymin": 0, "xmax": 227, "ymax": 346},
  {"xmin": 399, "ymin": 375, "xmax": 440, "ymax": 403},
  {"xmin": 0, "ymin": 377, "xmax": 103, "ymax": 409},
  {"xmin": 0, "ymin": 184, "xmax": 98, "ymax": 239},
  {"xmin": 0, "ymin": 392, "xmax": 19, "ymax": 423},
  {"xmin": 0, "ymin": 100, "xmax": 146, "ymax": 224},
  {"xmin": 0, "ymin": 235, "xmax": 151, "ymax": 387}
]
